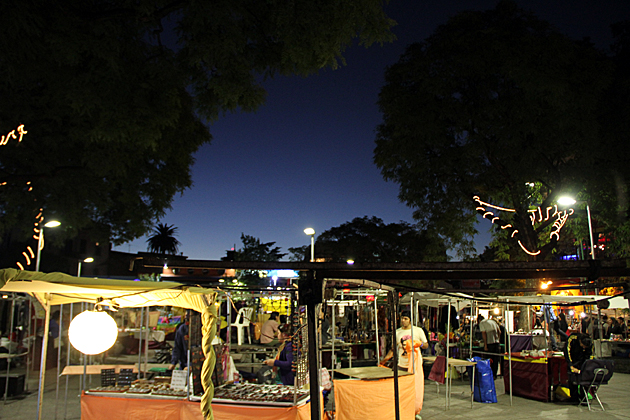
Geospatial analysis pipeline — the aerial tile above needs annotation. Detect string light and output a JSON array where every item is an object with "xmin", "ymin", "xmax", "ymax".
[
  {"xmin": 473, "ymin": 195, "xmax": 572, "ymax": 256},
  {"xmin": 0, "ymin": 124, "xmax": 27, "ymax": 146}
]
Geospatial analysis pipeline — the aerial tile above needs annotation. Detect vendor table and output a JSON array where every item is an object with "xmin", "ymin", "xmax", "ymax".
[
  {"xmin": 333, "ymin": 369, "xmax": 415, "ymax": 420},
  {"xmin": 502, "ymin": 354, "xmax": 567, "ymax": 402},
  {"xmin": 424, "ymin": 356, "xmax": 476, "ymax": 409},
  {"xmin": 81, "ymin": 392, "xmax": 316, "ymax": 420}
]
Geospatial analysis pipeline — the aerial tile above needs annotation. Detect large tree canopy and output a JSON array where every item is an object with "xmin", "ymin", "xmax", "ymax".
[
  {"xmin": 289, "ymin": 216, "xmax": 448, "ymax": 262},
  {"xmin": 0, "ymin": 0, "xmax": 395, "ymax": 247},
  {"xmin": 374, "ymin": 1, "xmax": 630, "ymax": 260}
]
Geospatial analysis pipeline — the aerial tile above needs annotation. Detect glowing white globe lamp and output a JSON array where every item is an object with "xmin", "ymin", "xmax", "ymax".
[{"xmin": 69, "ymin": 310, "xmax": 118, "ymax": 355}]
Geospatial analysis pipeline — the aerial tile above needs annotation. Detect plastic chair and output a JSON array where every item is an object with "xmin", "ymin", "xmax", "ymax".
[
  {"xmin": 578, "ymin": 359, "xmax": 614, "ymax": 411},
  {"xmin": 231, "ymin": 307, "xmax": 254, "ymax": 345}
]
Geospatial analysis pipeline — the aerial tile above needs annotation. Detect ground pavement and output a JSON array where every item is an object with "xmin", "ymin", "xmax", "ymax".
[{"xmin": 3, "ymin": 368, "xmax": 630, "ymax": 419}]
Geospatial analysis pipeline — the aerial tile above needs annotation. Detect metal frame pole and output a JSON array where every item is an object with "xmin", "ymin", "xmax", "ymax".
[
  {"xmin": 36, "ymin": 297, "xmax": 51, "ymax": 420},
  {"xmin": 3, "ymin": 295, "xmax": 16, "ymax": 404},
  {"xmin": 137, "ymin": 307, "xmax": 144, "ymax": 378},
  {"xmin": 507, "ymin": 299, "xmax": 513, "ymax": 406},
  {"xmin": 306, "ymin": 270, "xmax": 321, "ymax": 420},
  {"xmin": 374, "ymin": 296, "xmax": 380, "ymax": 363},
  {"xmin": 64, "ymin": 302, "xmax": 73, "ymax": 419},
  {"xmin": 55, "ymin": 305, "xmax": 62, "ymax": 420}
]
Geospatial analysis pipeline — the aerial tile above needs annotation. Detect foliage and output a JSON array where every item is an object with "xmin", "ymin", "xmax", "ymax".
[
  {"xmin": 291, "ymin": 216, "xmax": 449, "ymax": 262},
  {"xmin": 234, "ymin": 233, "xmax": 286, "ymax": 262},
  {"xmin": 146, "ymin": 223, "xmax": 181, "ymax": 255},
  {"xmin": 232, "ymin": 233, "xmax": 287, "ymax": 285},
  {"xmin": 0, "ymin": 0, "xmax": 395, "ymax": 246},
  {"xmin": 374, "ymin": 1, "xmax": 630, "ymax": 261}
]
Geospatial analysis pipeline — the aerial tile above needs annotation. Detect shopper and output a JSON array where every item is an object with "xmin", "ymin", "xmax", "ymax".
[
  {"xmin": 564, "ymin": 332, "xmax": 592, "ymax": 403},
  {"xmin": 169, "ymin": 313, "xmax": 189, "ymax": 370},
  {"xmin": 264, "ymin": 324, "xmax": 294, "ymax": 385},
  {"xmin": 556, "ymin": 312, "xmax": 570, "ymax": 343},
  {"xmin": 260, "ymin": 311, "xmax": 281, "ymax": 345},
  {"xmin": 478, "ymin": 314, "xmax": 501, "ymax": 379}
]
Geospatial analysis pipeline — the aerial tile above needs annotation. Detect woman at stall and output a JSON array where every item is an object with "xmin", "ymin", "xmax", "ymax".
[{"xmin": 264, "ymin": 324, "xmax": 294, "ymax": 385}]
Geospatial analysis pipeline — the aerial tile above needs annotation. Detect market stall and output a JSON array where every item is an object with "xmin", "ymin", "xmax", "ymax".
[
  {"xmin": 0, "ymin": 269, "xmax": 218, "ymax": 420},
  {"xmin": 81, "ymin": 390, "xmax": 316, "ymax": 420}
]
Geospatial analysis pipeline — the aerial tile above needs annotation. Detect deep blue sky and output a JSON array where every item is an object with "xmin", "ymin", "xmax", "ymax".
[{"xmin": 113, "ymin": 0, "xmax": 630, "ymax": 261}]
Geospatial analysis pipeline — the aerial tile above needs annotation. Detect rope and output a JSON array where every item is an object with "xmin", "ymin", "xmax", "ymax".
[{"xmin": 201, "ymin": 296, "xmax": 217, "ymax": 420}]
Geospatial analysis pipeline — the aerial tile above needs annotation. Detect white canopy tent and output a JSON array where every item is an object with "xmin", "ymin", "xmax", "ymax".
[{"xmin": 0, "ymin": 268, "xmax": 219, "ymax": 420}]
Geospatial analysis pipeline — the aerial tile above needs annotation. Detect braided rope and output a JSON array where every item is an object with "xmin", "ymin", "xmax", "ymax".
[{"xmin": 201, "ymin": 299, "xmax": 217, "ymax": 419}]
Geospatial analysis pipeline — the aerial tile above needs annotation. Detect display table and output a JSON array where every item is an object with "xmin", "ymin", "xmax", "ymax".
[
  {"xmin": 81, "ymin": 392, "xmax": 317, "ymax": 420},
  {"xmin": 502, "ymin": 354, "xmax": 567, "ymax": 402},
  {"xmin": 333, "ymin": 370, "xmax": 415, "ymax": 420}
]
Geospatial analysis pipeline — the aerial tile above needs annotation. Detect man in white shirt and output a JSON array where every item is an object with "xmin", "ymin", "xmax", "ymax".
[
  {"xmin": 478, "ymin": 314, "xmax": 501, "ymax": 379},
  {"xmin": 381, "ymin": 311, "xmax": 429, "ymax": 371}
]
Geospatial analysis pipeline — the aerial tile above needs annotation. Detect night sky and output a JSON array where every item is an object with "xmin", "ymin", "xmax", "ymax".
[{"xmin": 113, "ymin": 0, "xmax": 630, "ymax": 261}]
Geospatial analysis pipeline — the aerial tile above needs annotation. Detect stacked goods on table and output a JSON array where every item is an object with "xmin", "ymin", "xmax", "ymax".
[
  {"xmin": 89, "ymin": 372, "xmax": 187, "ymax": 398},
  {"xmin": 212, "ymin": 383, "xmax": 309, "ymax": 404}
]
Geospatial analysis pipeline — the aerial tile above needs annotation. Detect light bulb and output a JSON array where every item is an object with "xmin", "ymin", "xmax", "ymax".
[{"xmin": 69, "ymin": 310, "xmax": 118, "ymax": 355}]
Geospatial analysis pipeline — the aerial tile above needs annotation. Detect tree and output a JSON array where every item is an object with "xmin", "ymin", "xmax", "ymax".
[
  {"xmin": 374, "ymin": 1, "xmax": 630, "ymax": 261},
  {"xmin": 231, "ymin": 233, "xmax": 286, "ymax": 285},
  {"xmin": 146, "ymin": 223, "xmax": 181, "ymax": 255},
  {"xmin": 289, "ymin": 216, "xmax": 448, "ymax": 262},
  {"xmin": 0, "ymin": 0, "xmax": 395, "ymax": 245},
  {"xmin": 234, "ymin": 234, "xmax": 286, "ymax": 262}
]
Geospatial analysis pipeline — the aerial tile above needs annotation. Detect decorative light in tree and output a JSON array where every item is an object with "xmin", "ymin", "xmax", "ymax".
[
  {"xmin": 0, "ymin": 124, "xmax": 27, "ymax": 146},
  {"xmin": 69, "ymin": 309, "xmax": 119, "ymax": 355},
  {"xmin": 473, "ymin": 196, "xmax": 573, "ymax": 256}
]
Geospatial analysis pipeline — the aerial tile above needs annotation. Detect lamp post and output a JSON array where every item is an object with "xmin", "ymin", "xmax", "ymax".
[
  {"xmin": 34, "ymin": 220, "xmax": 61, "ymax": 272},
  {"xmin": 559, "ymin": 195, "xmax": 603, "ymax": 355},
  {"xmin": 77, "ymin": 257, "xmax": 94, "ymax": 277},
  {"xmin": 557, "ymin": 196, "xmax": 595, "ymax": 260},
  {"xmin": 304, "ymin": 228, "xmax": 315, "ymax": 262}
]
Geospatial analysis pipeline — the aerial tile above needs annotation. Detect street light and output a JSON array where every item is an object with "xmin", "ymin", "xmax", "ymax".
[
  {"xmin": 557, "ymin": 196, "xmax": 595, "ymax": 260},
  {"xmin": 304, "ymin": 228, "xmax": 315, "ymax": 262},
  {"xmin": 34, "ymin": 220, "xmax": 61, "ymax": 272},
  {"xmin": 77, "ymin": 257, "xmax": 94, "ymax": 277}
]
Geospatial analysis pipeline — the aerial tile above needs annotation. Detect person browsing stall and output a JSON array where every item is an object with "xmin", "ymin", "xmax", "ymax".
[
  {"xmin": 381, "ymin": 311, "xmax": 429, "ymax": 370},
  {"xmin": 263, "ymin": 324, "xmax": 294, "ymax": 385},
  {"xmin": 260, "ymin": 311, "xmax": 281, "ymax": 345},
  {"xmin": 169, "ymin": 313, "xmax": 189, "ymax": 370},
  {"xmin": 478, "ymin": 314, "xmax": 501, "ymax": 379}
]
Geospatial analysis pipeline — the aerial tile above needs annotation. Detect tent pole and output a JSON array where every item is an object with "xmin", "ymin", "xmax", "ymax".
[
  {"xmin": 64, "ymin": 302, "xmax": 73, "ymax": 419},
  {"xmin": 374, "ymin": 295, "xmax": 379, "ymax": 363},
  {"xmin": 37, "ymin": 296, "xmax": 51, "ymax": 420},
  {"xmin": 410, "ymin": 294, "xmax": 415, "ymax": 374},
  {"xmin": 55, "ymin": 304, "xmax": 62, "ymax": 420},
  {"xmin": 507, "ymin": 299, "xmax": 512, "ymax": 406},
  {"xmin": 26, "ymin": 296, "xmax": 32, "ymax": 392},
  {"xmin": 137, "ymin": 307, "xmax": 144, "ymax": 379},
  {"xmin": 391, "ymin": 290, "xmax": 400, "ymax": 420},
  {"xmin": 3, "ymin": 295, "xmax": 16, "ymax": 404},
  {"xmin": 446, "ymin": 298, "xmax": 451, "ymax": 410}
]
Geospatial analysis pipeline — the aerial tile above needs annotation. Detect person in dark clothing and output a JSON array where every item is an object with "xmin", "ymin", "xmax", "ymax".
[
  {"xmin": 169, "ymin": 315, "xmax": 189, "ymax": 370},
  {"xmin": 564, "ymin": 332, "xmax": 592, "ymax": 403},
  {"xmin": 264, "ymin": 324, "xmax": 294, "ymax": 385},
  {"xmin": 556, "ymin": 312, "xmax": 570, "ymax": 343}
]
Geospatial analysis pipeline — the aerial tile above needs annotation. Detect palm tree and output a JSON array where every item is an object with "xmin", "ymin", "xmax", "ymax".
[{"xmin": 146, "ymin": 223, "xmax": 181, "ymax": 255}]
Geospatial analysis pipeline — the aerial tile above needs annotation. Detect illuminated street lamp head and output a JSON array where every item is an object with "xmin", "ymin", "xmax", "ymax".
[
  {"xmin": 44, "ymin": 220, "xmax": 61, "ymax": 228},
  {"xmin": 83, "ymin": 257, "xmax": 94, "ymax": 263},
  {"xmin": 557, "ymin": 196, "xmax": 577, "ymax": 206},
  {"xmin": 304, "ymin": 227, "xmax": 315, "ymax": 236}
]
